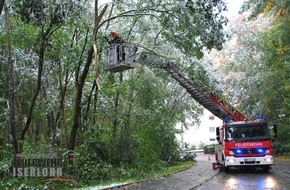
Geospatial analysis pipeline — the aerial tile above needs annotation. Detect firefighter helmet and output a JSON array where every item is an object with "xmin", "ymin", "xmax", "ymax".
[{"xmin": 111, "ymin": 31, "xmax": 119, "ymax": 38}]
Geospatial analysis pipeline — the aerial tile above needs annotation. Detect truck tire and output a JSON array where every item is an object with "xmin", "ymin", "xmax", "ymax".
[
  {"xmin": 222, "ymin": 164, "xmax": 229, "ymax": 173},
  {"xmin": 221, "ymin": 155, "xmax": 229, "ymax": 173}
]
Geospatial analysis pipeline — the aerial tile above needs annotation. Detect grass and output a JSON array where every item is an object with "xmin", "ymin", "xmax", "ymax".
[
  {"xmin": 150, "ymin": 161, "xmax": 195, "ymax": 178},
  {"xmin": 276, "ymin": 155, "xmax": 290, "ymax": 161},
  {"xmin": 78, "ymin": 160, "xmax": 195, "ymax": 189}
]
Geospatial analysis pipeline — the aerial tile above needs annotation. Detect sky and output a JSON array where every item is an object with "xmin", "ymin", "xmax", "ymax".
[
  {"xmin": 97, "ymin": 0, "xmax": 245, "ymax": 13},
  {"xmin": 224, "ymin": 0, "xmax": 245, "ymax": 19}
]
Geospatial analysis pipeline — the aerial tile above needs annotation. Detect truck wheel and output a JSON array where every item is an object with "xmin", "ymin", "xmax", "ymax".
[
  {"xmin": 222, "ymin": 164, "xmax": 229, "ymax": 173},
  {"xmin": 221, "ymin": 155, "xmax": 229, "ymax": 173}
]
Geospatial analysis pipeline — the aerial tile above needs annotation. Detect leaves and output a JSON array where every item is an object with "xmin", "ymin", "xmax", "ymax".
[
  {"xmin": 209, "ymin": 0, "xmax": 289, "ymax": 155},
  {"xmin": 0, "ymin": 0, "xmax": 231, "ymax": 185}
]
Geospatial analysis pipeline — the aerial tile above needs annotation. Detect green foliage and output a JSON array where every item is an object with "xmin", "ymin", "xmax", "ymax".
[
  {"xmin": 14, "ymin": 0, "xmax": 78, "ymax": 26},
  {"xmin": 0, "ymin": 177, "xmax": 77, "ymax": 190},
  {"xmin": 73, "ymin": 65, "xmax": 196, "ymax": 182},
  {"xmin": 180, "ymin": 143, "xmax": 196, "ymax": 161},
  {"xmin": 110, "ymin": 0, "xmax": 228, "ymax": 59},
  {"xmin": 217, "ymin": 0, "xmax": 289, "ymax": 155},
  {"xmin": 0, "ymin": 145, "xmax": 12, "ymax": 179},
  {"xmin": 0, "ymin": 178, "xmax": 44, "ymax": 190},
  {"xmin": 242, "ymin": 0, "xmax": 290, "ymax": 19},
  {"xmin": 273, "ymin": 122, "xmax": 290, "ymax": 157},
  {"xmin": 0, "ymin": 0, "xmax": 222, "ymax": 188}
]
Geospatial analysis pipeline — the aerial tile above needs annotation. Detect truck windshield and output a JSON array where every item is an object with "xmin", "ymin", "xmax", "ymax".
[{"xmin": 225, "ymin": 125, "xmax": 270, "ymax": 142}]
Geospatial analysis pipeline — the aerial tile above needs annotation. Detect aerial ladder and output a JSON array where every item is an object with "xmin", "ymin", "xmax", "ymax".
[
  {"xmin": 104, "ymin": 43, "xmax": 246, "ymax": 122},
  {"xmin": 105, "ymin": 43, "xmax": 276, "ymax": 172}
]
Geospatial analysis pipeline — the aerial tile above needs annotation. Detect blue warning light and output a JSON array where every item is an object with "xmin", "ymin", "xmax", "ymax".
[
  {"xmin": 257, "ymin": 148, "xmax": 264, "ymax": 153},
  {"xmin": 224, "ymin": 116, "xmax": 231, "ymax": 123},
  {"xmin": 236, "ymin": 149, "xmax": 242, "ymax": 154},
  {"xmin": 258, "ymin": 115, "xmax": 264, "ymax": 121}
]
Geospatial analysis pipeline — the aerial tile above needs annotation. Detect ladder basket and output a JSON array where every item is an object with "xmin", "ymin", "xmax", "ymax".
[{"xmin": 105, "ymin": 44, "xmax": 138, "ymax": 72}]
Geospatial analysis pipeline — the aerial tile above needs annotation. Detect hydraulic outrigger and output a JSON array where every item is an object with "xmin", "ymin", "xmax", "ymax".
[{"xmin": 104, "ymin": 43, "xmax": 276, "ymax": 172}]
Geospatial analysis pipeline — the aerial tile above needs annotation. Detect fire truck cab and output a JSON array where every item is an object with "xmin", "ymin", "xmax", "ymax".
[{"xmin": 215, "ymin": 120, "xmax": 275, "ymax": 172}]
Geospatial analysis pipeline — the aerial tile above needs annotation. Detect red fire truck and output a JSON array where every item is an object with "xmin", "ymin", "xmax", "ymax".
[
  {"xmin": 215, "ymin": 119, "xmax": 276, "ymax": 172},
  {"xmin": 104, "ymin": 43, "xmax": 277, "ymax": 172}
]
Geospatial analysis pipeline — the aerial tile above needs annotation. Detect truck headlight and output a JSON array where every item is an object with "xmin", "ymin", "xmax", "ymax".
[
  {"xmin": 265, "ymin": 158, "xmax": 272, "ymax": 162},
  {"xmin": 229, "ymin": 150, "xmax": 234, "ymax": 155}
]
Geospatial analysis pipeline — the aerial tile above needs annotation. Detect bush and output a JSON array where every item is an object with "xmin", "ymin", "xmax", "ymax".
[{"xmin": 203, "ymin": 145, "xmax": 215, "ymax": 154}]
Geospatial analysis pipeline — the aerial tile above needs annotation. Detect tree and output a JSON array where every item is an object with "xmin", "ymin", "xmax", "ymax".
[
  {"xmin": 68, "ymin": 2, "xmax": 109, "ymax": 151},
  {"xmin": 0, "ymin": 0, "xmax": 231, "ymax": 175},
  {"xmin": 0, "ymin": 0, "xmax": 4, "ymax": 15},
  {"xmin": 15, "ymin": 0, "xmax": 71, "ymax": 142},
  {"xmin": 103, "ymin": 0, "xmax": 228, "ymax": 59},
  {"xmin": 207, "ymin": 0, "xmax": 289, "ymax": 155},
  {"xmin": 221, "ymin": 0, "xmax": 290, "ymax": 122},
  {"xmin": 4, "ymin": 1, "xmax": 18, "ymax": 154},
  {"xmin": 68, "ymin": 0, "xmax": 229, "ymax": 151}
]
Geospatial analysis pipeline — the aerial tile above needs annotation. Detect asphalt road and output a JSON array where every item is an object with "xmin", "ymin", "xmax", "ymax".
[
  {"xmin": 194, "ymin": 159, "xmax": 290, "ymax": 190},
  {"xmin": 94, "ymin": 154, "xmax": 290, "ymax": 190},
  {"xmin": 109, "ymin": 153, "xmax": 218, "ymax": 190}
]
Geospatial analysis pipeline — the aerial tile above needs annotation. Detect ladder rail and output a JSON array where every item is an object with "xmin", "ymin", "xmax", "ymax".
[
  {"xmin": 104, "ymin": 44, "xmax": 247, "ymax": 121},
  {"xmin": 136, "ymin": 52, "xmax": 247, "ymax": 121}
]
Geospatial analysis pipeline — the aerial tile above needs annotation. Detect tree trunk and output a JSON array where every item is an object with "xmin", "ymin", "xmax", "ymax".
[
  {"xmin": 20, "ymin": 27, "xmax": 51, "ymax": 140},
  {"xmin": 67, "ymin": 0, "xmax": 108, "ymax": 151},
  {"xmin": 84, "ymin": 83, "xmax": 96, "ymax": 126},
  {"xmin": 54, "ymin": 65, "xmax": 69, "ymax": 146},
  {"xmin": 0, "ymin": 0, "xmax": 5, "ymax": 16},
  {"xmin": 113, "ymin": 73, "xmax": 123, "ymax": 132},
  {"xmin": 68, "ymin": 47, "xmax": 94, "ymax": 151},
  {"xmin": 20, "ymin": 38, "xmax": 45, "ymax": 140},
  {"xmin": 5, "ymin": 3, "xmax": 18, "ymax": 154}
]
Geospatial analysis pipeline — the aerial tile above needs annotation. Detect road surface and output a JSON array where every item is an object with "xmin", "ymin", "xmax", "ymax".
[
  {"xmin": 194, "ymin": 158, "xmax": 290, "ymax": 190},
  {"xmin": 100, "ymin": 154, "xmax": 290, "ymax": 190}
]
